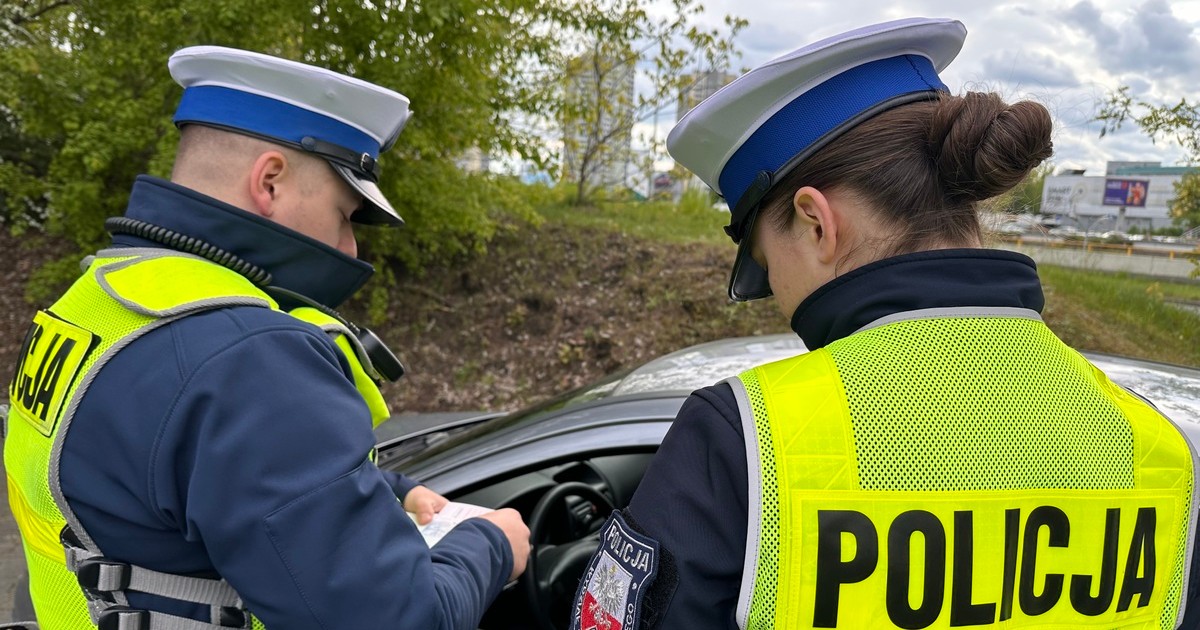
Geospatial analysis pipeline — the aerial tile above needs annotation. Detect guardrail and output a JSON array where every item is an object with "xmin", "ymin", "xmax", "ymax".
[{"xmin": 994, "ymin": 235, "xmax": 1200, "ymax": 261}]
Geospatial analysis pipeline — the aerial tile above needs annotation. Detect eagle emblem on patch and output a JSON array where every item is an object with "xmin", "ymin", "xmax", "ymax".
[{"xmin": 571, "ymin": 511, "xmax": 658, "ymax": 630}]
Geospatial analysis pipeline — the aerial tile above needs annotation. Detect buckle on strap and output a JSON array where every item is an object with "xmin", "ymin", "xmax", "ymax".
[
  {"xmin": 61, "ymin": 526, "xmax": 100, "ymax": 572},
  {"xmin": 216, "ymin": 607, "xmax": 248, "ymax": 628},
  {"xmin": 96, "ymin": 606, "xmax": 148, "ymax": 630},
  {"xmin": 77, "ymin": 558, "xmax": 131, "ymax": 593}
]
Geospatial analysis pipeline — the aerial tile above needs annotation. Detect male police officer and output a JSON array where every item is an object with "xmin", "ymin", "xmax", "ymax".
[
  {"xmin": 571, "ymin": 18, "xmax": 1200, "ymax": 630},
  {"xmin": 5, "ymin": 46, "xmax": 528, "ymax": 629}
]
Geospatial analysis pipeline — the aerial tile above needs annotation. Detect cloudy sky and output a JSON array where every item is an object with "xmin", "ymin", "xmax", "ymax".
[{"xmin": 647, "ymin": 0, "xmax": 1200, "ymax": 175}]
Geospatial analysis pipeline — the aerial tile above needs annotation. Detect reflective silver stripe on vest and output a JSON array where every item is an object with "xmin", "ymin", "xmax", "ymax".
[
  {"xmin": 725, "ymin": 376, "xmax": 762, "ymax": 630},
  {"xmin": 92, "ymin": 250, "xmax": 273, "ymax": 318},
  {"xmin": 305, "ymin": 320, "xmax": 381, "ymax": 382},
  {"xmin": 1169, "ymin": 411, "xmax": 1200, "ymax": 627},
  {"xmin": 1118, "ymin": 382, "xmax": 1200, "ymax": 626},
  {"xmin": 854, "ymin": 305, "xmax": 1043, "ymax": 335},
  {"xmin": 49, "ymin": 312, "xmax": 177, "ymax": 611},
  {"xmin": 64, "ymin": 542, "xmax": 242, "ymax": 609}
]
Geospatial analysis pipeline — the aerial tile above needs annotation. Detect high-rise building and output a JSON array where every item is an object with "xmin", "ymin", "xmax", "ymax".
[
  {"xmin": 561, "ymin": 50, "xmax": 637, "ymax": 193},
  {"xmin": 456, "ymin": 147, "xmax": 492, "ymax": 174},
  {"xmin": 677, "ymin": 71, "xmax": 736, "ymax": 194},
  {"xmin": 677, "ymin": 70, "xmax": 737, "ymax": 120}
]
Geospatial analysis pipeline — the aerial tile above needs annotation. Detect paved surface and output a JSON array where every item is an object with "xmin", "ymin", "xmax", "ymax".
[
  {"xmin": 1002, "ymin": 241, "xmax": 1199, "ymax": 281},
  {"xmin": 0, "ymin": 435, "xmax": 24, "ymax": 623}
]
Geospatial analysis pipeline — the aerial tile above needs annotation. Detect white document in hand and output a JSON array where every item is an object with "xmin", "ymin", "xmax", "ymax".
[{"xmin": 408, "ymin": 501, "xmax": 492, "ymax": 547}]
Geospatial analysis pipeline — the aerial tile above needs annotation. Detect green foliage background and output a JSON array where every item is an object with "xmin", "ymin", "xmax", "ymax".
[
  {"xmin": 1096, "ymin": 86, "xmax": 1200, "ymax": 228},
  {"xmin": 1, "ymin": 0, "xmax": 743, "ymax": 300},
  {"xmin": 0, "ymin": 1, "xmax": 581, "ymax": 290}
]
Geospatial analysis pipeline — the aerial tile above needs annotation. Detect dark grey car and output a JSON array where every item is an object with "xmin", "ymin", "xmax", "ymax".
[
  {"xmin": 372, "ymin": 334, "xmax": 1200, "ymax": 630},
  {"xmin": 10, "ymin": 335, "xmax": 1200, "ymax": 629}
]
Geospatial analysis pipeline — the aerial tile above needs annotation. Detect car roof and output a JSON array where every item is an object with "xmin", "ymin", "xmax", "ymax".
[
  {"xmin": 382, "ymin": 334, "xmax": 1200, "ymax": 487},
  {"xmin": 612, "ymin": 334, "xmax": 1200, "ymax": 426},
  {"xmin": 607, "ymin": 334, "xmax": 807, "ymax": 397}
]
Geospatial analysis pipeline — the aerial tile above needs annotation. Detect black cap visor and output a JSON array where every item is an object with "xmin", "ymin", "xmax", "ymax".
[
  {"xmin": 330, "ymin": 163, "xmax": 404, "ymax": 226},
  {"xmin": 727, "ymin": 204, "xmax": 773, "ymax": 301},
  {"xmin": 724, "ymin": 170, "xmax": 774, "ymax": 302}
]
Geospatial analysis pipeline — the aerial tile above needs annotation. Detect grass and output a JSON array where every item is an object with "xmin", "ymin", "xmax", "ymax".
[
  {"xmin": 1038, "ymin": 265, "xmax": 1200, "ymax": 367},
  {"xmin": 532, "ymin": 196, "xmax": 1200, "ymax": 368},
  {"xmin": 533, "ymin": 188, "xmax": 731, "ymax": 246}
]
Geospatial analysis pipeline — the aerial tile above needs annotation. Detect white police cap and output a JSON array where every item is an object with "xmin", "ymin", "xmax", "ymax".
[
  {"xmin": 667, "ymin": 17, "xmax": 966, "ymax": 301},
  {"xmin": 168, "ymin": 46, "xmax": 412, "ymax": 226}
]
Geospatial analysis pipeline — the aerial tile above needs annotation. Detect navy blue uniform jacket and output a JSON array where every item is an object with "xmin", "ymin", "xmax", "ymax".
[
  {"xmin": 57, "ymin": 176, "xmax": 512, "ymax": 629},
  {"xmin": 620, "ymin": 249, "xmax": 1200, "ymax": 629}
]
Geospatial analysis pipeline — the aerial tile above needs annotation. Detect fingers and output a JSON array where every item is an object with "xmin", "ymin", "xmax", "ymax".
[
  {"xmin": 404, "ymin": 486, "xmax": 449, "ymax": 525},
  {"xmin": 478, "ymin": 508, "xmax": 531, "ymax": 581}
]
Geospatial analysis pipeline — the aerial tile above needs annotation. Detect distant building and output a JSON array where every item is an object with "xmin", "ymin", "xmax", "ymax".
[
  {"xmin": 519, "ymin": 162, "xmax": 554, "ymax": 186},
  {"xmin": 677, "ymin": 70, "xmax": 737, "ymax": 119},
  {"xmin": 456, "ymin": 147, "xmax": 492, "ymax": 174},
  {"xmin": 1040, "ymin": 161, "xmax": 1197, "ymax": 232},
  {"xmin": 561, "ymin": 50, "xmax": 636, "ymax": 192},
  {"xmin": 676, "ymin": 70, "xmax": 736, "ymax": 194}
]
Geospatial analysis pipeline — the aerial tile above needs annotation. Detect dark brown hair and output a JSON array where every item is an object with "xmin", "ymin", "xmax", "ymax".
[{"xmin": 760, "ymin": 92, "xmax": 1054, "ymax": 257}]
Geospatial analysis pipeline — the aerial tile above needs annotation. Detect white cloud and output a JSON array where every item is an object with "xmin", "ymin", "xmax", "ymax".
[
  {"xmin": 1060, "ymin": 0, "xmax": 1200, "ymax": 85},
  {"xmin": 657, "ymin": 0, "xmax": 1200, "ymax": 174},
  {"xmin": 980, "ymin": 50, "xmax": 1081, "ymax": 90}
]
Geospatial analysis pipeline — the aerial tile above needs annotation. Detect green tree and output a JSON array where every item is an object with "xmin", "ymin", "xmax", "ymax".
[
  {"xmin": 1168, "ymin": 171, "xmax": 1200, "ymax": 228},
  {"xmin": 553, "ymin": 0, "xmax": 745, "ymax": 205},
  {"xmin": 0, "ymin": 104, "xmax": 56, "ymax": 229},
  {"xmin": 2, "ymin": 0, "xmax": 742, "ymax": 302},
  {"xmin": 998, "ymin": 161, "xmax": 1053, "ymax": 215},
  {"xmin": 1096, "ymin": 86, "xmax": 1200, "ymax": 230}
]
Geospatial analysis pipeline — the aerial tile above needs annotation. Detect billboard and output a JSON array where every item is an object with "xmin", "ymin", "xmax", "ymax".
[{"xmin": 1103, "ymin": 178, "xmax": 1149, "ymax": 207}]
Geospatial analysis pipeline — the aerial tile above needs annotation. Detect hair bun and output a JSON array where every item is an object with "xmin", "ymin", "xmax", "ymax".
[{"xmin": 926, "ymin": 92, "xmax": 1053, "ymax": 202}]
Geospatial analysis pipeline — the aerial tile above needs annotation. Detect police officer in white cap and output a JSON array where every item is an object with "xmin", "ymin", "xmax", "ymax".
[
  {"xmin": 5, "ymin": 46, "xmax": 529, "ymax": 629},
  {"xmin": 570, "ymin": 18, "xmax": 1200, "ymax": 630}
]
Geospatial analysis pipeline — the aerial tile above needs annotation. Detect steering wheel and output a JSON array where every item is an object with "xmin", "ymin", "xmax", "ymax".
[{"xmin": 522, "ymin": 481, "xmax": 616, "ymax": 630}]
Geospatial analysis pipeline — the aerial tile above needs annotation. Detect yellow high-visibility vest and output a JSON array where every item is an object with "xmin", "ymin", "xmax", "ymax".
[
  {"xmin": 730, "ymin": 308, "xmax": 1197, "ymax": 629},
  {"xmin": 6, "ymin": 250, "xmax": 389, "ymax": 628}
]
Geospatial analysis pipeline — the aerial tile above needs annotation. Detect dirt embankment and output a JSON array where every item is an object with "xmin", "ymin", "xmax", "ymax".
[
  {"xmin": 0, "ymin": 224, "xmax": 786, "ymax": 416},
  {"xmin": 7, "ymin": 225, "xmax": 1200, "ymax": 415}
]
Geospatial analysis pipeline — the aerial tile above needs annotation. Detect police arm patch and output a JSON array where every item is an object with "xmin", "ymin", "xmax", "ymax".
[{"xmin": 571, "ymin": 511, "xmax": 659, "ymax": 630}]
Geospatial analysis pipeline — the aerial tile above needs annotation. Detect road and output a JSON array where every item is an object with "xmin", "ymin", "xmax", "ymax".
[
  {"xmin": 0, "ymin": 435, "xmax": 24, "ymax": 623},
  {"xmin": 999, "ymin": 238, "xmax": 1198, "ymax": 281}
]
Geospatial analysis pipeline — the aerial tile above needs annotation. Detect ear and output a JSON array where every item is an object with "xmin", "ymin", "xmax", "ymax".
[
  {"xmin": 792, "ymin": 186, "xmax": 838, "ymax": 264},
  {"xmin": 247, "ymin": 151, "xmax": 289, "ymax": 217}
]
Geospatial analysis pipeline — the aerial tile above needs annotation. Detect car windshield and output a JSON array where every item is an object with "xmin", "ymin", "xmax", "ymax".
[
  {"xmin": 381, "ymin": 335, "xmax": 813, "ymax": 470},
  {"xmin": 381, "ymin": 366, "xmax": 636, "ymax": 470}
]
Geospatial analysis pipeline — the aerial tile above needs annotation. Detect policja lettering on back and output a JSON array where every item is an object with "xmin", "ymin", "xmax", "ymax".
[
  {"xmin": 9, "ymin": 311, "xmax": 93, "ymax": 436},
  {"xmin": 811, "ymin": 498, "xmax": 1169, "ymax": 628}
]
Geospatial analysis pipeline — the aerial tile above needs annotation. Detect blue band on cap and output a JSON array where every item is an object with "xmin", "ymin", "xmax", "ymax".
[
  {"xmin": 174, "ymin": 85, "xmax": 379, "ymax": 158},
  {"xmin": 718, "ymin": 55, "xmax": 946, "ymax": 209}
]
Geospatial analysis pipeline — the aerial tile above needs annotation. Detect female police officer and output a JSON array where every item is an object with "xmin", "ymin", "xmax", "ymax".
[{"xmin": 571, "ymin": 17, "xmax": 1200, "ymax": 630}]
